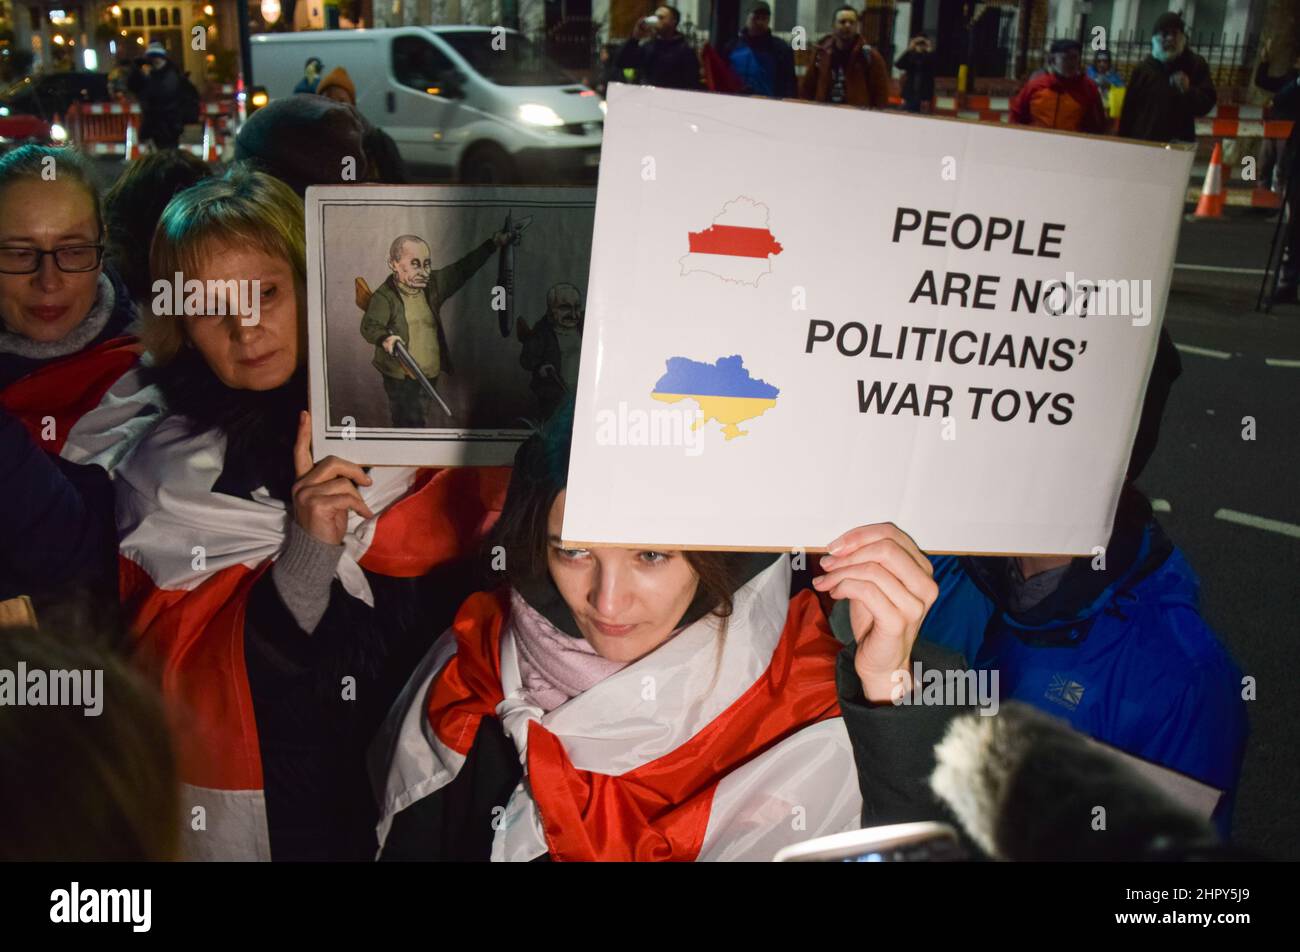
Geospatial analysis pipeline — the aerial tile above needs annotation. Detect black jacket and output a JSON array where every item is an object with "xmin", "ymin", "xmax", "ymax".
[
  {"xmin": 615, "ymin": 33, "xmax": 702, "ymax": 91},
  {"xmin": 721, "ymin": 30, "xmax": 797, "ymax": 99},
  {"xmin": 1118, "ymin": 49, "xmax": 1216, "ymax": 143},
  {"xmin": 150, "ymin": 354, "xmax": 482, "ymax": 860},
  {"xmin": 894, "ymin": 49, "xmax": 936, "ymax": 104},
  {"xmin": 127, "ymin": 60, "xmax": 184, "ymax": 142}
]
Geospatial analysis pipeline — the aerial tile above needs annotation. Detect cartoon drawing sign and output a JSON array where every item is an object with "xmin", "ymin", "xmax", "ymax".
[{"xmin": 563, "ymin": 84, "xmax": 1193, "ymax": 554}]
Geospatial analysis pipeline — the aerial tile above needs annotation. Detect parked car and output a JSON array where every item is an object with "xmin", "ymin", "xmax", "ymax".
[
  {"xmin": 0, "ymin": 71, "xmax": 111, "ymax": 150},
  {"xmin": 250, "ymin": 26, "xmax": 603, "ymax": 183}
]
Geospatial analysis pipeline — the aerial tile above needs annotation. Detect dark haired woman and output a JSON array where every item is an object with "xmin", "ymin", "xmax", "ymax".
[
  {"xmin": 373, "ymin": 407, "xmax": 939, "ymax": 861},
  {"xmin": 104, "ymin": 148, "xmax": 213, "ymax": 304},
  {"xmin": 0, "ymin": 144, "xmax": 155, "ymax": 623}
]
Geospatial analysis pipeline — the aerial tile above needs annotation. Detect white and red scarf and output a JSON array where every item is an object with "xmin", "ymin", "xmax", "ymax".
[
  {"xmin": 371, "ymin": 557, "xmax": 863, "ymax": 861},
  {"xmin": 0, "ymin": 334, "xmax": 156, "ymax": 470},
  {"xmin": 116, "ymin": 414, "xmax": 509, "ymax": 860}
]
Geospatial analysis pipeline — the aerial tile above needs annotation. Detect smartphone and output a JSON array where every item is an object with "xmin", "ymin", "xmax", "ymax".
[{"xmin": 772, "ymin": 822, "xmax": 965, "ymax": 862}]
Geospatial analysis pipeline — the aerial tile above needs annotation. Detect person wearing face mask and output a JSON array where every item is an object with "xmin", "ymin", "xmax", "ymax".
[
  {"xmin": 0, "ymin": 145, "xmax": 155, "ymax": 625},
  {"xmin": 1118, "ymin": 12, "xmax": 1216, "ymax": 143},
  {"xmin": 117, "ymin": 166, "xmax": 509, "ymax": 860},
  {"xmin": 372, "ymin": 403, "xmax": 941, "ymax": 861},
  {"xmin": 1009, "ymin": 39, "xmax": 1107, "ymax": 134}
]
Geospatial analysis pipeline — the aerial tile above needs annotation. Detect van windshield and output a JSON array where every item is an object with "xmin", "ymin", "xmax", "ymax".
[{"xmin": 440, "ymin": 30, "xmax": 575, "ymax": 87}]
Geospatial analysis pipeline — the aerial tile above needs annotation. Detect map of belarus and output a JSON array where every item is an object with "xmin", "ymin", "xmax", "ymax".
[
  {"xmin": 679, "ymin": 197, "xmax": 783, "ymax": 286},
  {"xmin": 651, "ymin": 355, "xmax": 780, "ymax": 440}
]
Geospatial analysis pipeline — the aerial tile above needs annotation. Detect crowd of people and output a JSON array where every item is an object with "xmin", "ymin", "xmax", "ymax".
[
  {"xmin": 0, "ymin": 6, "xmax": 1284, "ymax": 864},
  {"xmin": 607, "ymin": 6, "xmax": 1296, "ymax": 306}
]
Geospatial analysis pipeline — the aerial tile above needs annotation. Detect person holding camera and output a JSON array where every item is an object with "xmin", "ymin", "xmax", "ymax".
[
  {"xmin": 614, "ymin": 5, "xmax": 702, "ymax": 91},
  {"xmin": 894, "ymin": 34, "xmax": 935, "ymax": 113}
]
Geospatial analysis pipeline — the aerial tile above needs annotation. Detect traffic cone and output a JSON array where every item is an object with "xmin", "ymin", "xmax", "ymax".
[
  {"xmin": 1194, "ymin": 142, "xmax": 1225, "ymax": 218},
  {"xmin": 201, "ymin": 117, "xmax": 219, "ymax": 163},
  {"xmin": 124, "ymin": 111, "xmax": 140, "ymax": 160}
]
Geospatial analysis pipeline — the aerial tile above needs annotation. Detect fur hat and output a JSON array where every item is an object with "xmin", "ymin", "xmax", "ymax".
[{"xmin": 234, "ymin": 94, "xmax": 369, "ymax": 197}]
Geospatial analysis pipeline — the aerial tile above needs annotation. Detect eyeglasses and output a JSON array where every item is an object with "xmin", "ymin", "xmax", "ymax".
[{"xmin": 0, "ymin": 244, "xmax": 105, "ymax": 275}]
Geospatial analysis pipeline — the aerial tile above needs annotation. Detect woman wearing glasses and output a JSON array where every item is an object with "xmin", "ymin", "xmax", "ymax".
[{"xmin": 0, "ymin": 144, "xmax": 152, "ymax": 626}]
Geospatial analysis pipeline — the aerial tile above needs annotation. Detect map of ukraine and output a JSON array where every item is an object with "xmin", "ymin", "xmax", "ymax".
[
  {"xmin": 651, "ymin": 355, "xmax": 780, "ymax": 440},
  {"xmin": 679, "ymin": 197, "xmax": 783, "ymax": 285}
]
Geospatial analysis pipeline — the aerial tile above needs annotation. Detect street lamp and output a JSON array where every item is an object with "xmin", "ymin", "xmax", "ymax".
[{"xmin": 261, "ymin": 1, "xmax": 281, "ymax": 25}]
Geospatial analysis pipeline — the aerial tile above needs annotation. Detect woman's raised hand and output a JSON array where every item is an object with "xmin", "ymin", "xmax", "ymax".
[
  {"xmin": 291, "ymin": 411, "xmax": 375, "ymax": 545},
  {"xmin": 812, "ymin": 523, "xmax": 939, "ymax": 704}
]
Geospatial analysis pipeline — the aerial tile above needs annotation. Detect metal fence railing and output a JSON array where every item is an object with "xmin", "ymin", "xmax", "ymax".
[
  {"xmin": 1026, "ymin": 30, "xmax": 1262, "ymax": 91},
  {"xmin": 526, "ymin": 19, "xmax": 1265, "ymax": 100}
]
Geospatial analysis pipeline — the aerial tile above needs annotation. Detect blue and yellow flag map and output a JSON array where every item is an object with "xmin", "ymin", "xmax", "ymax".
[{"xmin": 651, "ymin": 355, "xmax": 780, "ymax": 440}]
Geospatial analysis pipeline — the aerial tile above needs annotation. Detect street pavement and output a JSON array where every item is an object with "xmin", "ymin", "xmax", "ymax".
[{"xmin": 1146, "ymin": 211, "xmax": 1299, "ymax": 859}]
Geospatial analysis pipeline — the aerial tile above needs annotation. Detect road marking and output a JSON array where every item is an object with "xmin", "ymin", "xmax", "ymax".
[
  {"xmin": 1214, "ymin": 508, "xmax": 1300, "ymax": 539},
  {"xmin": 1152, "ymin": 498, "xmax": 1172, "ymax": 512},
  {"xmin": 1265, "ymin": 357, "xmax": 1300, "ymax": 368},
  {"xmin": 1174, "ymin": 343, "xmax": 1232, "ymax": 359},
  {"xmin": 1173, "ymin": 263, "xmax": 1267, "ymax": 275}
]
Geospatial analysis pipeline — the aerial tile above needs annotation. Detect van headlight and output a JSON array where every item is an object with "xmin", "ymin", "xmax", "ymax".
[
  {"xmin": 518, "ymin": 103, "xmax": 564, "ymax": 128},
  {"xmin": 50, "ymin": 123, "xmax": 68, "ymax": 143},
  {"xmin": 0, "ymin": 106, "xmax": 9, "ymax": 117}
]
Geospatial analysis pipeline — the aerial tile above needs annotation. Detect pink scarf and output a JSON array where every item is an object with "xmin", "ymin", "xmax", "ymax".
[{"xmin": 509, "ymin": 589, "xmax": 627, "ymax": 713}]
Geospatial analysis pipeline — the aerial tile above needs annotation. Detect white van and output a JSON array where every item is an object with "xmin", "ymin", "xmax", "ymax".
[{"xmin": 249, "ymin": 26, "xmax": 603, "ymax": 183}]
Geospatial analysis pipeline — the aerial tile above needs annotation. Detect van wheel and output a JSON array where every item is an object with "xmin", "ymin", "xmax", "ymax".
[{"xmin": 460, "ymin": 144, "xmax": 515, "ymax": 184}]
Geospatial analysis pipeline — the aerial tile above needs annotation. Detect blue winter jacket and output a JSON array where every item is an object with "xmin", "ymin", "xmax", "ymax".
[{"xmin": 920, "ymin": 521, "xmax": 1248, "ymax": 836}]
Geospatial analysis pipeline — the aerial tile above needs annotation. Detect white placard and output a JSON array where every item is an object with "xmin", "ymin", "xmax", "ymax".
[{"xmin": 563, "ymin": 84, "xmax": 1192, "ymax": 554}]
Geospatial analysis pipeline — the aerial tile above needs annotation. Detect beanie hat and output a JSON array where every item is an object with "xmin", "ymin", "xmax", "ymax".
[
  {"xmin": 145, "ymin": 41, "xmax": 168, "ymax": 59},
  {"xmin": 234, "ymin": 94, "xmax": 369, "ymax": 198},
  {"xmin": 1153, "ymin": 12, "xmax": 1185, "ymax": 35},
  {"xmin": 316, "ymin": 66, "xmax": 357, "ymax": 105}
]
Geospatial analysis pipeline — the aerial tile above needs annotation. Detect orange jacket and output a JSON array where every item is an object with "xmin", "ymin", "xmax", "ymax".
[
  {"xmin": 1011, "ymin": 70, "xmax": 1108, "ymax": 134},
  {"xmin": 800, "ymin": 35, "xmax": 891, "ymax": 108}
]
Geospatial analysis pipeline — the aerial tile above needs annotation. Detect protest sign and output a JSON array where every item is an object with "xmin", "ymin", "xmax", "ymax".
[
  {"xmin": 562, "ymin": 84, "xmax": 1193, "ymax": 554},
  {"xmin": 305, "ymin": 185, "xmax": 595, "ymax": 466}
]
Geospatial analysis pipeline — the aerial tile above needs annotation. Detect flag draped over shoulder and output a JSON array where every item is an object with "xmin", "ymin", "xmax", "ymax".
[
  {"xmin": 0, "ymin": 336, "xmax": 158, "ymax": 469},
  {"xmin": 116, "ymin": 413, "xmax": 509, "ymax": 859},
  {"xmin": 373, "ymin": 557, "xmax": 864, "ymax": 861}
]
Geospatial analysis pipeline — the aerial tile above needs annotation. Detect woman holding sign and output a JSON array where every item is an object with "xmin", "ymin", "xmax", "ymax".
[
  {"xmin": 117, "ymin": 166, "xmax": 508, "ymax": 861},
  {"xmin": 373, "ymin": 405, "xmax": 939, "ymax": 861}
]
